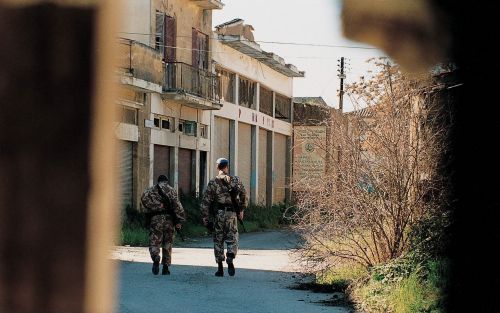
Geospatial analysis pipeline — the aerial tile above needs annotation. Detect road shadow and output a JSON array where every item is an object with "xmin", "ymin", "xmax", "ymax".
[{"xmin": 117, "ymin": 261, "xmax": 349, "ymax": 313}]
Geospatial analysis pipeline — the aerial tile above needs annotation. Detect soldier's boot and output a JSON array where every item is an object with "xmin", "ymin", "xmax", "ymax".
[
  {"xmin": 162, "ymin": 264, "xmax": 170, "ymax": 275},
  {"xmin": 152, "ymin": 256, "xmax": 160, "ymax": 275},
  {"xmin": 227, "ymin": 262, "xmax": 235, "ymax": 276},
  {"xmin": 227, "ymin": 253, "xmax": 235, "ymax": 276},
  {"xmin": 215, "ymin": 261, "xmax": 224, "ymax": 277}
]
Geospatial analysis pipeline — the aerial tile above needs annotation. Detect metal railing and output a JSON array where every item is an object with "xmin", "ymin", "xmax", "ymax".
[{"xmin": 164, "ymin": 62, "xmax": 220, "ymax": 103}]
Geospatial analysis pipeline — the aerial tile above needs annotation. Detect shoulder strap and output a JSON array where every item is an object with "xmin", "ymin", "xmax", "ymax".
[{"xmin": 156, "ymin": 184, "xmax": 171, "ymax": 210}]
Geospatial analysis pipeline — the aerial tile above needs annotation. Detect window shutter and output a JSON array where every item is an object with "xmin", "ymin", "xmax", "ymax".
[
  {"xmin": 192, "ymin": 28, "xmax": 199, "ymax": 68},
  {"xmin": 155, "ymin": 11, "xmax": 165, "ymax": 57},
  {"xmin": 165, "ymin": 16, "xmax": 176, "ymax": 62}
]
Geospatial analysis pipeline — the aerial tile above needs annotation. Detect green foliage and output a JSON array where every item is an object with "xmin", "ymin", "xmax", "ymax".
[
  {"xmin": 245, "ymin": 203, "xmax": 288, "ymax": 229},
  {"xmin": 407, "ymin": 210, "xmax": 451, "ymax": 264},
  {"xmin": 351, "ymin": 258, "xmax": 449, "ymax": 313},
  {"xmin": 121, "ymin": 224, "xmax": 149, "ymax": 246},
  {"xmin": 316, "ymin": 264, "xmax": 368, "ymax": 292},
  {"xmin": 120, "ymin": 196, "xmax": 289, "ymax": 246}
]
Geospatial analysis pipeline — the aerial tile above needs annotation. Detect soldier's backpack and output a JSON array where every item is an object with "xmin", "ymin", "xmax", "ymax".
[{"xmin": 140, "ymin": 185, "xmax": 164, "ymax": 213}]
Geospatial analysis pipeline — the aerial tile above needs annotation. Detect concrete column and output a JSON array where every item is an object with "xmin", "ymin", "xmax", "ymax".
[
  {"xmin": 230, "ymin": 119, "xmax": 238, "ymax": 176},
  {"xmin": 149, "ymin": 143, "xmax": 154, "ymax": 186},
  {"xmin": 285, "ymin": 135, "xmax": 292, "ymax": 204},
  {"xmin": 195, "ymin": 149, "xmax": 200, "ymax": 197},
  {"xmin": 171, "ymin": 146, "xmax": 179, "ymax": 192},
  {"xmin": 209, "ymin": 110, "xmax": 216, "ymax": 178},
  {"xmin": 266, "ymin": 131, "xmax": 274, "ymax": 207},
  {"xmin": 251, "ymin": 125, "xmax": 259, "ymax": 204},
  {"xmin": 234, "ymin": 73, "xmax": 239, "ymax": 105},
  {"xmin": 272, "ymin": 91, "xmax": 276, "ymax": 118},
  {"xmin": 255, "ymin": 82, "xmax": 260, "ymax": 112}
]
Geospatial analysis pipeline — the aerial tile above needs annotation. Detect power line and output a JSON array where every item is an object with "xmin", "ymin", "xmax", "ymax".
[{"xmin": 117, "ymin": 31, "xmax": 379, "ymax": 50}]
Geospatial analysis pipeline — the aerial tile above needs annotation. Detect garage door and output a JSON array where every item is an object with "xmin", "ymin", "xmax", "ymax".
[
  {"xmin": 178, "ymin": 148, "xmax": 194, "ymax": 195},
  {"xmin": 258, "ymin": 128, "xmax": 267, "ymax": 205},
  {"xmin": 214, "ymin": 117, "xmax": 230, "ymax": 176},
  {"xmin": 117, "ymin": 140, "xmax": 133, "ymax": 210},
  {"xmin": 238, "ymin": 122, "xmax": 252, "ymax": 200},
  {"xmin": 274, "ymin": 134, "xmax": 287, "ymax": 203},
  {"xmin": 153, "ymin": 145, "xmax": 170, "ymax": 182}
]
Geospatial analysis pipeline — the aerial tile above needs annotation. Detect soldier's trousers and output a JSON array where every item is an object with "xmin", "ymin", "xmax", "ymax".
[
  {"xmin": 149, "ymin": 215, "xmax": 174, "ymax": 265},
  {"xmin": 213, "ymin": 210, "xmax": 239, "ymax": 263}
]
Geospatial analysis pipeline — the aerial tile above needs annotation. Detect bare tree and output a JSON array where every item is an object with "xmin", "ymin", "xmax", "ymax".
[{"xmin": 290, "ymin": 59, "xmax": 450, "ymax": 270}]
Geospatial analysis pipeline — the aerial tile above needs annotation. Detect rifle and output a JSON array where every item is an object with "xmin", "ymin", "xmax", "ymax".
[
  {"xmin": 156, "ymin": 184, "xmax": 185, "ymax": 241},
  {"xmin": 222, "ymin": 177, "xmax": 247, "ymax": 233}
]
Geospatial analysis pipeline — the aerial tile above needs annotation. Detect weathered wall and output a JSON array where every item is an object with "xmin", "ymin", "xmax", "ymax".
[
  {"xmin": 212, "ymin": 39, "xmax": 293, "ymax": 97},
  {"xmin": 214, "ymin": 116, "xmax": 230, "ymax": 165}
]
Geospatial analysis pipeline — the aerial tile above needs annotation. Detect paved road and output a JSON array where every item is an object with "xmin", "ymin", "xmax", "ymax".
[{"xmin": 113, "ymin": 231, "xmax": 349, "ymax": 313}]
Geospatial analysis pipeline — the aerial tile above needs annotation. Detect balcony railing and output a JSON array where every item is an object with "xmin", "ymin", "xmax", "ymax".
[
  {"xmin": 164, "ymin": 62, "xmax": 220, "ymax": 104},
  {"xmin": 118, "ymin": 38, "xmax": 163, "ymax": 89}
]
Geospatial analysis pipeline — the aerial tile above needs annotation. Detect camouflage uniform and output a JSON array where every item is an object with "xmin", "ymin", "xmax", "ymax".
[
  {"xmin": 142, "ymin": 181, "xmax": 185, "ymax": 265},
  {"xmin": 201, "ymin": 172, "xmax": 248, "ymax": 263}
]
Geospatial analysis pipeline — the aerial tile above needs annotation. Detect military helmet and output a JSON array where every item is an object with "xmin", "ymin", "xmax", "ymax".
[{"xmin": 216, "ymin": 157, "xmax": 229, "ymax": 167}]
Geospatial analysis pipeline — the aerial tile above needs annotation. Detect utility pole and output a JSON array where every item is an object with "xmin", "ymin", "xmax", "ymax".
[{"xmin": 337, "ymin": 57, "xmax": 346, "ymax": 113}]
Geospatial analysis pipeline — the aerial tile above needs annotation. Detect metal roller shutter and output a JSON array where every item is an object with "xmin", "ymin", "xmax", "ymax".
[
  {"xmin": 238, "ymin": 122, "xmax": 252, "ymax": 199},
  {"xmin": 118, "ymin": 140, "xmax": 133, "ymax": 210}
]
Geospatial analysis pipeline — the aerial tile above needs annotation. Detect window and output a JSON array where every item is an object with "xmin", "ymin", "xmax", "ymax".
[
  {"xmin": 155, "ymin": 11, "xmax": 176, "ymax": 62},
  {"xmin": 239, "ymin": 76, "xmax": 256, "ymax": 108},
  {"xmin": 183, "ymin": 121, "xmax": 197, "ymax": 136},
  {"xmin": 192, "ymin": 28, "xmax": 208, "ymax": 70},
  {"xmin": 153, "ymin": 115, "xmax": 175, "ymax": 131},
  {"xmin": 259, "ymin": 86, "xmax": 273, "ymax": 116},
  {"xmin": 200, "ymin": 124, "xmax": 208, "ymax": 139},
  {"xmin": 216, "ymin": 67, "xmax": 235, "ymax": 103},
  {"xmin": 116, "ymin": 106, "xmax": 137, "ymax": 125},
  {"xmin": 161, "ymin": 119, "xmax": 170, "ymax": 130},
  {"xmin": 275, "ymin": 94, "xmax": 291, "ymax": 122}
]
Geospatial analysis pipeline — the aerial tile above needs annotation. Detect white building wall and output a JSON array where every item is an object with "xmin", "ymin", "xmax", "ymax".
[{"xmin": 212, "ymin": 39, "xmax": 293, "ymax": 98}]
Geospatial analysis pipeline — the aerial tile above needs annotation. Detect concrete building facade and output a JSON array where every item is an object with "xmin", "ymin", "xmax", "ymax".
[
  {"xmin": 116, "ymin": 0, "xmax": 223, "ymax": 210},
  {"xmin": 212, "ymin": 19, "xmax": 304, "ymax": 206},
  {"xmin": 115, "ymin": 4, "xmax": 303, "ymax": 210}
]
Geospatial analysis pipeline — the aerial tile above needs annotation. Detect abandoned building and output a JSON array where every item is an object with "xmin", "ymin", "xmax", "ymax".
[{"xmin": 115, "ymin": 1, "xmax": 304, "ymax": 210}]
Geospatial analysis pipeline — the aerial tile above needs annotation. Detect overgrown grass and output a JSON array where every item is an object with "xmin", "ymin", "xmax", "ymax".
[
  {"xmin": 119, "ymin": 196, "xmax": 288, "ymax": 246},
  {"xmin": 349, "ymin": 258, "xmax": 449, "ymax": 313},
  {"xmin": 316, "ymin": 263, "xmax": 368, "ymax": 292}
]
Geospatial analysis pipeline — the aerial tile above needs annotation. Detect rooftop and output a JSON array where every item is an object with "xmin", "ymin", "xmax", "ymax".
[
  {"xmin": 215, "ymin": 19, "xmax": 305, "ymax": 78},
  {"xmin": 293, "ymin": 97, "xmax": 330, "ymax": 108}
]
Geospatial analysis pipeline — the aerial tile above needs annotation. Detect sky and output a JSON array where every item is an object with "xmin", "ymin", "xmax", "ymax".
[{"xmin": 212, "ymin": 0, "xmax": 386, "ymax": 112}]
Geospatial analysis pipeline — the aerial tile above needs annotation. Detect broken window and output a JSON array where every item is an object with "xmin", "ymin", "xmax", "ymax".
[
  {"xmin": 239, "ymin": 76, "xmax": 256, "ymax": 109},
  {"xmin": 155, "ymin": 11, "xmax": 176, "ymax": 62},
  {"xmin": 275, "ymin": 94, "xmax": 291, "ymax": 122},
  {"xmin": 192, "ymin": 28, "xmax": 208, "ymax": 70},
  {"xmin": 216, "ymin": 67, "xmax": 235, "ymax": 103},
  {"xmin": 259, "ymin": 85, "xmax": 273, "ymax": 116}
]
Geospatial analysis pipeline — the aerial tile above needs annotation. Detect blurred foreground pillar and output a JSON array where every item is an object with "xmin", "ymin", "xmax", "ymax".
[{"xmin": 0, "ymin": 1, "xmax": 118, "ymax": 313}]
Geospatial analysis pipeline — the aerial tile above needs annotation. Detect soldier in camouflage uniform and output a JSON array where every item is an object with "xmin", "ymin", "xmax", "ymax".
[
  {"xmin": 201, "ymin": 158, "xmax": 248, "ymax": 277},
  {"xmin": 141, "ymin": 175, "xmax": 185, "ymax": 275}
]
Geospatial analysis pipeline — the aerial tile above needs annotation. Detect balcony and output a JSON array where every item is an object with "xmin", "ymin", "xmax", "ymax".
[
  {"xmin": 118, "ymin": 38, "xmax": 163, "ymax": 93},
  {"xmin": 163, "ymin": 62, "xmax": 221, "ymax": 110},
  {"xmin": 190, "ymin": 0, "xmax": 224, "ymax": 10}
]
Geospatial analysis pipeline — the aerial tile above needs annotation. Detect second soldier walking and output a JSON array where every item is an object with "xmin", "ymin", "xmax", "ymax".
[
  {"xmin": 141, "ymin": 175, "xmax": 185, "ymax": 276},
  {"xmin": 201, "ymin": 158, "xmax": 248, "ymax": 277}
]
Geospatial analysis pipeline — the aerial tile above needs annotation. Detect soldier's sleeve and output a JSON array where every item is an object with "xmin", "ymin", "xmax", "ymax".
[
  {"xmin": 200, "ymin": 181, "xmax": 215, "ymax": 219},
  {"xmin": 238, "ymin": 179, "xmax": 248, "ymax": 209}
]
